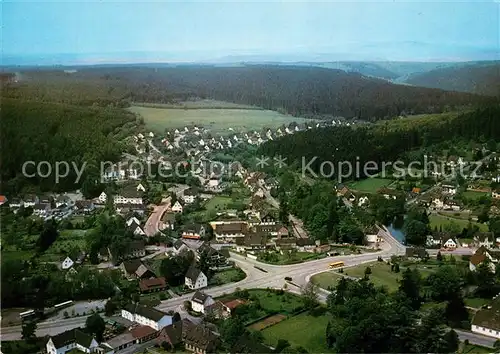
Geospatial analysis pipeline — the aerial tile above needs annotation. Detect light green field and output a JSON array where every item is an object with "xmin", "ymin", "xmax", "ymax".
[
  {"xmin": 462, "ymin": 191, "xmax": 489, "ymax": 200},
  {"xmin": 429, "ymin": 214, "xmax": 488, "ymax": 232},
  {"xmin": 261, "ymin": 312, "xmax": 332, "ymax": 353},
  {"xmin": 204, "ymin": 196, "xmax": 233, "ymax": 212},
  {"xmin": 347, "ymin": 178, "xmax": 393, "ymax": 193},
  {"xmin": 311, "ymin": 271, "xmax": 344, "ymax": 290},
  {"xmin": 128, "ymin": 105, "xmax": 313, "ymax": 135}
]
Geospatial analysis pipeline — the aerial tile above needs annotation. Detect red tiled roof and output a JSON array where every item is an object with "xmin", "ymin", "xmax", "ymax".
[
  {"xmin": 131, "ymin": 325, "xmax": 158, "ymax": 339},
  {"xmin": 222, "ymin": 299, "xmax": 246, "ymax": 310},
  {"xmin": 139, "ymin": 277, "xmax": 167, "ymax": 291}
]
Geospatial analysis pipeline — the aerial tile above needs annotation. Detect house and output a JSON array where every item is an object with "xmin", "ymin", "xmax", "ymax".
[
  {"xmin": 172, "ymin": 201, "xmax": 183, "ymax": 213},
  {"xmin": 123, "ymin": 240, "xmax": 146, "ymax": 259},
  {"xmin": 120, "ymin": 259, "xmax": 156, "ymax": 279},
  {"xmin": 196, "ymin": 243, "xmax": 230, "ymax": 268},
  {"xmin": 61, "ymin": 257, "xmax": 75, "ymax": 270},
  {"xmin": 474, "ymin": 232, "xmax": 496, "ymax": 249},
  {"xmin": 493, "ymin": 189, "xmax": 500, "ymax": 199},
  {"xmin": 426, "ymin": 235, "xmax": 442, "ymax": 248},
  {"xmin": 206, "ymin": 301, "xmax": 231, "ymax": 319},
  {"xmin": 259, "ymin": 212, "xmax": 277, "ymax": 226},
  {"xmin": 33, "ymin": 203, "xmax": 51, "ymax": 217},
  {"xmin": 8, "ymin": 198, "xmax": 23, "ymax": 209},
  {"xmin": 405, "ymin": 247, "xmax": 428, "ymax": 260},
  {"xmin": 211, "ymin": 221, "xmax": 248, "ymax": 243},
  {"xmin": 182, "ymin": 224, "xmax": 206, "ymax": 240},
  {"xmin": 441, "ymin": 236, "xmax": 459, "ymax": 249},
  {"xmin": 207, "ymin": 177, "xmax": 221, "ymax": 190},
  {"xmin": 126, "ymin": 216, "xmax": 141, "ymax": 227},
  {"xmin": 98, "ymin": 191, "xmax": 107, "ymax": 204},
  {"xmin": 74, "ymin": 200, "xmax": 95, "ymax": 214},
  {"xmin": 103, "ymin": 325, "xmax": 158, "ymax": 352},
  {"xmin": 221, "ymin": 299, "xmax": 246, "ymax": 316},
  {"xmin": 431, "ymin": 198, "xmax": 444, "ymax": 210},
  {"xmin": 277, "ymin": 226, "xmax": 289, "ymax": 239},
  {"xmin": 377, "ymin": 187, "xmax": 399, "ymax": 200},
  {"xmin": 239, "ymin": 230, "xmax": 267, "ymax": 251},
  {"xmin": 336, "ymin": 186, "xmax": 351, "ymax": 198},
  {"xmin": 442, "ymin": 184, "xmax": 457, "ymax": 195},
  {"xmin": 113, "ymin": 185, "xmax": 144, "ymax": 205},
  {"xmin": 173, "ymin": 239, "xmax": 190, "ymax": 255},
  {"xmin": 185, "ymin": 265, "xmax": 207, "ymax": 290},
  {"xmin": 183, "ymin": 188, "xmax": 198, "ymax": 204},
  {"xmin": 139, "ymin": 277, "xmax": 168, "ymax": 293},
  {"xmin": 122, "ymin": 303, "xmax": 172, "ymax": 330},
  {"xmin": 358, "ymin": 196, "xmax": 370, "ymax": 207},
  {"xmin": 190, "ymin": 291, "xmax": 215, "ymax": 314},
  {"xmin": 161, "ymin": 212, "xmax": 176, "ymax": 230},
  {"xmin": 128, "ymin": 220, "xmax": 146, "ymax": 236},
  {"xmin": 471, "ymin": 296, "xmax": 500, "ymax": 339},
  {"xmin": 23, "ymin": 194, "xmax": 39, "ymax": 208},
  {"xmin": 157, "ymin": 319, "xmax": 219, "ymax": 354},
  {"xmin": 46, "ymin": 328, "xmax": 98, "ymax": 354},
  {"xmin": 56, "ymin": 195, "xmax": 73, "ymax": 208}
]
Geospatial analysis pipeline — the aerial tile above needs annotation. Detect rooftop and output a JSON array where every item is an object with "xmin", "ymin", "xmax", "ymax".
[
  {"xmin": 49, "ymin": 328, "xmax": 94, "ymax": 349},
  {"xmin": 139, "ymin": 277, "xmax": 167, "ymax": 291},
  {"xmin": 472, "ymin": 296, "xmax": 500, "ymax": 331},
  {"xmin": 123, "ymin": 303, "xmax": 169, "ymax": 322}
]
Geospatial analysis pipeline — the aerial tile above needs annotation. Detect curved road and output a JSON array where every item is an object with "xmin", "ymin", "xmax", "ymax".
[{"xmin": 144, "ymin": 197, "xmax": 171, "ymax": 237}]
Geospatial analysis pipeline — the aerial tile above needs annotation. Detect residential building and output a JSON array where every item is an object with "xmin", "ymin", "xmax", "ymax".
[
  {"xmin": 426, "ymin": 235, "xmax": 442, "ymax": 248},
  {"xmin": 46, "ymin": 328, "xmax": 98, "ymax": 354},
  {"xmin": 114, "ymin": 240, "xmax": 146, "ymax": 259},
  {"xmin": 161, "ymin": 212, "xmax": 176, "ymax": 230},
  {"xmin": 220, "ymin": 299, "xmax": 246, "ymax": 316},
  {"xmin": 474, "ymin": 232, "xmax": 496, "ymax": 249},
  {"xmin": 98, "ymin": 192, "xmax": 107, "ymax": 204},
  {"xmin": 259, "ymin": 212, "xmax": 277, "ymax": 226},
  {"xmin": 182, "ymin": 224, "xmax": 206, "ymax": 240},
  {"xmin": 126, "ymin": 216, "xmax": 141, "ymax": 227},
  {"xmin": 120, "ymin": 259, "xmax": 156, "ymax": 279},
  {"xmin": 74, "ymin": 200, "xmax": 95, "ymax": 214},
  {"xmin": 211, "ymin": 221, "xmax": 248, "ymax": 242},
  {"xmin": 493, "ymin": 189, "xmax": 500, "ymax": 199},
  {"xmin": 185, "ymin": 266, "xmax": 208, "ymax": 290},
  {"xmin": 441, "ymin": 236, "xmax": 459, "ymax": 249},
  {"xmin": 61, "ymin": 257, "xmax": 75, "ymax": 270},
  {"xmin": 113, "ymin": 185, "xmax": 143, "ymax": 205},
  {"xmin": 128, "ymin": 220, "xmax": 146, "ymax": 236},
  {"xmin": 139, "ymin": 277, "xmax": 168, "ymax": 293},
  {"xmin": 157, "ymin": 319, "xmax": 220, "ymax": 353},
  {"xmin": 172, "ymin": 201, "xmax": 183, "ymax": 213},
  {"xmin": 23, "ymin": 195, "xmax": 39, "ymax": 208},
  {"xmin": 442, "ymin": 184, "xmax": 457, "ymax": 195},
  {"xmin": 196, "ymin": 243, "xmax": 230, "ymax": 268},
  {"xmin": 206, "ymin": 301, "xmax": 231, "ymax": 319},
  {"xmin": 103, "ymin": 325, "xmax": 157, "ymax": 353},
  {"xmin": 183, "ymin": 188, "xmax": 198, "ymax": 204},
  {"xmin": 8, "ymin": 198, "xmax": 23, "ymax": 209},
  {"xmin": 471, "ymin": 296, "xmax": 500, "ymax": 339},
  {"xmin": 405, "ymin": 247, "xmax": 428, "ymax": 259},
  {"xmin": 56, "ymin": 195, "xmax": 73, "ymax": 208},
  {"xmin": 121, "ymin": 304, "xmax": 172, "ymax": 330},
  {"xmin": 190, "ymin": 291, "xmax": 215, "ymax": 314}
]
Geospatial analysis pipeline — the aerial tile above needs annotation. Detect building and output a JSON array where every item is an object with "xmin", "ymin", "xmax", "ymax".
[
  {"xmin": 23, "ymin": 195, "xmax": 39, "ymax": 208},
  {"xmin": 441, "ymin": 236, "xmax": 459, "ymax": 249},
  {"xmin": 46, "ymin": 328, "xmax": 98, "ymax": 354},
  {"xmin": 184, "ymin": 321, "xmax": 220, "ymax": 353},
  {"xmin": 139, "ymin": 277, "xmax": 168, "ymax": 293},
  {"xmin": 471, "ymin": 296, "xmax": 500, "ymax": 339},
  {"xmin": 113, "ymin": 185, "xmax": 144, "ymax": 205},
  {"xmin": 172, "ymin": 201, "xmax": 183, "ymax": 213},
  {"xmin": 185, "ymin": 266, "xmax": 208, "ymax": 290},
  {"xmin": 103, "ymin": 325, "xmax": 158, "ymax": 352},
  {"xmin": 469, "ymin": 246, "xmax": 498, "ymax": 272},
  {"xmin": 120, "ymin": 260, "xmax": 156, "ymax": 279},
  {"xmin": 74, "ymin": 200, "xmax": 95, "ymax": 214},
  {"xmin": 211, "ymin": 221, "xmax": 248, "ymax": 243},
  {"xmin": 183, "ymin": 188, "xmax": 198, "ymax": 204},
  {"xmin": 33, "ymin": 203, "xmax": 51, "ymax": 217},
  {"xmin": 196, "ymin": 243, "xmax": 230, "ymax": 268},
  {"xmin": 56, "ymin": 195, "xmax": 73, "ymax": 208},
  {"xmin": 190, "ymin": 291, "xmax": 215, "ymax": 314},
  {"xmin": 405, "ymin": 247, "xmax": 428, "ymax": 260},
  {"xmin": 61, "ymin": 257, "xmax": 75, "ymax": 270},
  {"xmin": 474, "ymin": 232, "xmax": 496, "ymax": 249},
  {"xmin": 493, "ymin": 189, "xmax": 500, "ymax": 199},
  {"xmin": 221, "ymin": 299, "xmax": 246, "ymax": 316},
  {"xmin": 442, "ymin": 184, "xmax": 458, "ymax": 195},
  {"xmin": 182, "ymin": 224, "xmax": 206, "ymax": 240},
  {"xmin": 121, "ymin": 304, "xmax": 172, "ymax": 330}
]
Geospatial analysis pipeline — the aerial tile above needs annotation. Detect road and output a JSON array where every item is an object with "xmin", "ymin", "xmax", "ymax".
[
  {"xmin": 144, "ymin": 197, "xmax": 171, "ymax": 237},
  {"xmin": 455, "ymin": 329, "xmax": 496, "ymax": 348}
]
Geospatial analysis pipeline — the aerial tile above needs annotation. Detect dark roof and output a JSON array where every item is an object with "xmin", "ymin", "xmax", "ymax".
[
  {"xmin": 232, "ymin": 335, "xmax": 272, "ymax": 353},
  {"xmin": 162, "ymin": 212, "xmax": 176, "ymax": 222},
  {"xmin": 33, "ymin": 203, "xmax": 50, "ymax": 210},
  {"xmin": 128, "ymin": 240, "xmax": 145, "ymax": 252},
  {"xmin": 123, "ymin": 303, "xmax": 169, "ymax": 322},
  {"xmin": 405, "ymin": 247, "xmax": 427, "ymax": 259},
  {"xmin": 50, "ymin": 328, "xmax": 94, "ymax": 349},
  {"xmin": 182, "ymin": 224, "xmax": 204, "ymax": 234},
  {"xmin": 475, "ymin": 232, "xmax": 495, "ymax": 242},
  {"xmin": 472, "ymin": 297, "xmax": 500, "ymax": 331},
  {"xmin": 184, "ymin": 187, "xmax": 199, "ymax": 196},
  {"xmin": 118, "ymin": 184, "xmax": 144, "ymax": 198},
  {"xmin": 139, "ymin": 277, "xmax": 167, "ymax": 291},
  {"xmin": 185, "ymin": 265, "xmax": 202, "ymax": 282},
  {"xmin": 75, "ymin": 200, "xmax": 94, "ymax": 209},
  {"xmin": 160, "ymin": 321, "xmax": 185, "ymax": 346},
  {"xmin": 183, "ymin": 322, "xmax": 219, "ymax": 351},
  {"xmin": 191, "ymin": 290, "xmax": 211, "ymax": 304},
  {"xmin": 130, "ymin": 325, "xmax": 158, "ymax": 339},
  {"xmin": 174, "ymin": 239, "xmax": 186, "ymax": 250},
  {"xmin": 214, "ymin": 222, "xmax": 247, "ymax": 235},
  {"xmin": 244, "ymin": 231, "xmax": 267, "ymax": 246},
  {"xmin": 122, "ymin": 259, "xmax": 143, "ymax": 274},
  {"xmin": 222, "ymin": 299, "xmax": 246, "ymax": 310},
  {"xmin": 470, "ymin": 253, "xmax": 487, "ymax": 266}
]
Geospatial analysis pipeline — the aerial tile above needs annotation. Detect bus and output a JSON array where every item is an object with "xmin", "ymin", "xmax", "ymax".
[
  {"xmin": 329, "ymin": 261, "xmax": 344, "ymax": 269},
  {"xmin": 19, "ymin": 310, "xmax": 36, "ymax": 321},
  {"xmin": 54, "ymin": 300, "xmax": 73, "ymax": 310}
]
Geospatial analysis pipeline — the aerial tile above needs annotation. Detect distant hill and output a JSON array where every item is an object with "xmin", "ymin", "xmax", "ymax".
[{"xmin": 404, "ymin": 62, "xmax": 500, "ymax": 96}]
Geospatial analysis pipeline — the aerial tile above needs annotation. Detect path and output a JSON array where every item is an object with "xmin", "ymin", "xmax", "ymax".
[{"xmin": 144, "ymin": 197, "xmax": 171, "ymax": 237}]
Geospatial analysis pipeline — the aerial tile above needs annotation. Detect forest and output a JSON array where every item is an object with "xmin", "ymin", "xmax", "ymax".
[
  {"xmin": 4, "ymin": 65, "xmax": 498, "ymax": 122},
  {"xmin": 259, "ymin": 106, "xmax": 500, "ymax": 180}
]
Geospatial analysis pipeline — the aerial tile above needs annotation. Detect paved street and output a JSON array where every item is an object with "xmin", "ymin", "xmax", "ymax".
[
  {"xmin": 455, "ymin": 329, "xmax": 496, "ymax": 348},
  {"xmin": 144, "ymin": 197, "xmax": 171, "ymax": 237}
]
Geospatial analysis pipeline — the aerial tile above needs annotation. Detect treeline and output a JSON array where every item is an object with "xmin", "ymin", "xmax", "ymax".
[
  {"xmin": 0, "ymin": 98, "xmax": 136, "ymax": 195},
  {"xmin": 6, "ymin": 65, "xmax": 498, "ymax": 121},
  {"xmin": 259, "ymin": 106, "xmax": 500, "ymax": 180}
]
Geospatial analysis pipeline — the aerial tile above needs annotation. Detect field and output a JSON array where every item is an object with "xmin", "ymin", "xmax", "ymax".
[
  {"xmin": 248, "ymin": 314, "xmax": 287, "ymax": 331},
  {"xmin": 248, "ymin": 289, "xmax": 304, "ymax": 314},
  {"xmin": 462, "ymin": 191, "xmax": 489, "ymax": 200},
  {"xmin": 429, "ymin": 214, "xmax": 488, "ymax": 232},
  {"xmin": 347, "ymin": 178, "xmax": 393, "ymax": 193},
  {"xmin": 261, "ymin": 312, "xmax": 332, "ymax": 353},
  {"xmin": 311, "ymin": 271, "xmax": 344, "ymax": 290},
  {"xmin": 209, "ymin": 267, "xmax": 246, "ymax": 286},
  {"xmin": 204, "ymin": 196, "xmax": 233, "ymax": 212},
  {"xmin": 464, "ymin": 297, "xmax": 491, "ymax": 309},
  {"xmin": 128, "ymin": 105, "xmax": 313, "ymax": 135}
]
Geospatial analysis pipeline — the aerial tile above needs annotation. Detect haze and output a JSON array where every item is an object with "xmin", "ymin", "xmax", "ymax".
[{"xmin": 3, "ymin": 0, "xmax": 499, "ymax": 65}]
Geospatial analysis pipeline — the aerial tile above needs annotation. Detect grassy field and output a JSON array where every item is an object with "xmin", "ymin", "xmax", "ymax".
[
  {"xmin": 460, "ymin": 343, "xmax": 493, "ymax": 353},
  {"xmin": 429, "ymin": 214, "xmax": 488, "ymax": 232},
  {"xmin": 462, "ymin": 191, "xmax": 490, "ymax": 200},
  {"xmin": 128, "ymin": 105, "xmax": 313, "ymax": 135},
  {"xmin": 311, "ymin": 271, "xmax": 345, "ymax": 290},
  {"xmin": 209, "ymin": 267, "xmax": 246, "ymax": 286},
  {"xmin": 258, "ymin": 251, "xmax": 327, "ymax": 265},
  {"xmin": 464, "ymin": 297, "xmax": 491, "ymax": 309},
  {"xmin": 261, "ymin": 311, "xmax": 332, "ymax": 353},
  {"xmin": 347, "ymin": 178, "xmax": 393, "ymax": 193},
  {"xmin": 204, "ymin": 196, "xmax": 233, "ymax": 212}
]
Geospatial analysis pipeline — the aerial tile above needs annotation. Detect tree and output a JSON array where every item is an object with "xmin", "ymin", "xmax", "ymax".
[
  {"xmin": 173, "ymin": 312, "xmax": 181, "ymax": 322},
  {"xmin": 219, "ymin": 317, "xmax": 248, "ymax": 348},
  {"xmin": 399, "ymin": 268, "xmax": 421, "ymax": 310},
  {"xmin": 104, "ymin": 299, "xmax": 118, "ymax": 316},
  {"xmin": 275, "ymin": 339, "xmax": 291, "ymax": 353},
  {"xmin": 436, "ymin": 251, "xmax": 443, "ymax": 262},
  {"xmin": 37, "ymin": 220, "xmax": 59, "ymax": 252},
  {"xmin": 279, "ymin": 194, "xmax": 290, "ymax": 225},
  {"xmin": 21, "ymin": 321, "xmax": 37, "ymax": 341},
  {"xmin": 426, "ymin": 266, "xmax": 462, "ymax": 301},
  {"xmin": 403, "ymin": 219, "xmax": 428, "ymax": 246},
  {"xmin": 445, "ymin": 294, "xmax": 469, "ymax": 328},
  {"xmin": 301, "ymin": 282, "xmax": 319, "ymax": 309},
  {"xmin": 85, "ymin": 313, "xmax": 106, "ymax": 342},
  {"xmin": 442, "ymin": 329, "xmax": 460, "ymax": 353},
  {"xmin": 364, "ymin": 266, "xmax": 372, "ymax": 276}
]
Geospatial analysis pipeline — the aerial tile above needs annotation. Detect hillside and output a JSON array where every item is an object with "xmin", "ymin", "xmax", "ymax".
[{"xmin": 405, "ymin": 62, "xmax": 500, "ymax": 96}]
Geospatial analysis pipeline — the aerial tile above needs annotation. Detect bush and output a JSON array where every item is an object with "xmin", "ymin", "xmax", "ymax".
[{"xmin": 159, "ymin": 293, "xmax": 167, "ymax": 300}]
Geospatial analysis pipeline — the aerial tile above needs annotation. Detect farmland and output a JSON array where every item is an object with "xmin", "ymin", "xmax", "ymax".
[
  {"xmin": 429, "ymin": 214, "xmax": 488, "ymax": 232},
  {"xmin": 128, "ymin": 105, "xmax": 313, "ymax": 135}
]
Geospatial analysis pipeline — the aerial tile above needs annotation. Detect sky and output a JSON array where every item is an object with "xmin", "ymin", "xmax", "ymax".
[{"xmin": 3, "ymin": 0, "xmax": 500, "ymax": 63}]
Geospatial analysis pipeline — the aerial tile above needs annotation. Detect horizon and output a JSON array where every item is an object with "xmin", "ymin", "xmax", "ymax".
[{"xmin": 4, "ymin": 1, "xmax": 499, "ymax": 65}]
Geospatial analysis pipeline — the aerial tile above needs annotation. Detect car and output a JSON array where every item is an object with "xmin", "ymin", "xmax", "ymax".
[{"xmin": 285, "ymin": 276, "xmax": 292, "ymax": 281}]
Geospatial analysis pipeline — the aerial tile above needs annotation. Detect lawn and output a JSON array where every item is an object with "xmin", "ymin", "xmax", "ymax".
[
  {"xmin": 257, "ymin": 251, "xmax": 327, "ymax": 265},
  {"xmin": 429, "ymin": 214, "xmax": 488, "ymax": 232},
  {"xmin": 460, "ymin": 343, "xmax": 494, "ymax": 353},
  {"xmin": 204, "ymin": 196, "xmax": 233, "ymax": 212},
  {"xmin": 347, "ymin": 178, "xmax": 393, "ymax": 193},
  {"xmin": 247, "ymin": 289, "xmax": 304, "ymax": 314},
  {"xmin": 128, "ymin": 105, "xmax": 313, "ymax": 135},
  {"xmin": 311, "ymin": 271, "xmax": 344, "ymax": 290},
  {"xmin": 462, "ymin": 191, "xmax": 489, "ymax": 200},
  {"xmin": 261, "ymin": 312, "xmax": 332, "ymax": 353},
  {"xmin": 464, "ymin": 297, "xmax": 491, "ymax": 309},
  {"xmin": 209, "ymin": 267, "xmax": 246, "ymax": 286},
  {"xmin": 139, "ymin": 292, "xmax": 170, "ymax": 307}
]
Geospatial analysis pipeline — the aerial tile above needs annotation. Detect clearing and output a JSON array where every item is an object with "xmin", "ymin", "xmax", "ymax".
[
  {"xmin": 261, "ymin": 311, "xmax": 332, "ymax": 353},
  {"xmin": 209, "ymin": 268, "xmax": 246, "ymax": 286},
  {"xmin": 429, "ymin": 214, "xmax": 488, "ymax": 232},
  {"xmin": 462, "ymin": 191, "xmax": 489, "ymax": 200},
  {"xmin": 311, "ymin": 271, "xmax": 345, "ymax": 290},
  {"xmin": 128, "ymin": 105, "xmax": 313, "ymax": 135},
  {"xmin": 347, "ymin": 178, "xmax": 393, "ymax": 193}
]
